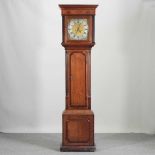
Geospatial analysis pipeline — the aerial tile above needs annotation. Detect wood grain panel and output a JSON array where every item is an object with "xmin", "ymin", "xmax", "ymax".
[
  {"xmin": 66, "ymin": 118, "xmax": 90, "ymax": 143},
  {"xmin": 70, "ymin": 52, "xmax": 86, "ymax": 107}
]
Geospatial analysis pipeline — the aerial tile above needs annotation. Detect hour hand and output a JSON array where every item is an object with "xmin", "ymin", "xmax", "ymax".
[
  {"xmin": 76, "ymin": 24, "xmax": 81, "ymax": 33},
  {"xmin": 76, "ymin": 27, "xmax": 80, "ymax": 33}
]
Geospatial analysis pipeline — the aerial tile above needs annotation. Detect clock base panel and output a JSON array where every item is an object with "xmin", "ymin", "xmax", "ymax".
[{"xmin": 61, "ymin": 110, "xmax": 95, "ymax": 152}]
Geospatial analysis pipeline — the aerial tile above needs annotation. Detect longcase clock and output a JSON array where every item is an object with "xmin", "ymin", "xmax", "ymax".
[{"xmin": 59, "ymin": 5, "xmax": 98, "ymax": 152}]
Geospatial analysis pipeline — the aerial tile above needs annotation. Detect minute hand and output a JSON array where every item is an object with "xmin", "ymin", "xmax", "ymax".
[{"xmin": 76, "ymin": 23, "xmax": 81, "ymax": 33}]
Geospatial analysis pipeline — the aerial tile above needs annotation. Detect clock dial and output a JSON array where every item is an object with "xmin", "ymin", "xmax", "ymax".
[{"xmin": 68, "ymin": 19, "xmax": 89, "ymax": 40}]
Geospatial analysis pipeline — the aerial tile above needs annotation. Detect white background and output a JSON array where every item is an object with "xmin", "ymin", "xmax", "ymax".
[{"xmin": 0, "ymin": 0, "xmax": 155, "ymax": 133}]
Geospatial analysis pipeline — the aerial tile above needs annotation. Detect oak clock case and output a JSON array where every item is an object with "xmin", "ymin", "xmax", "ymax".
[{"xmin": 59, "ymin": 5, "xmax": 98, "ymax": 152}]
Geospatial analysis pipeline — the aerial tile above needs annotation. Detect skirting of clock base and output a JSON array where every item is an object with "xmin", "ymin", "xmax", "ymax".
[{"xmin": 60, "ymin": 145, "xmax": 96, "ymax": 152}]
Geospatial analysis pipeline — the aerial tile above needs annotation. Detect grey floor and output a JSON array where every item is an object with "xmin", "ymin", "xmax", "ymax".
[{"xmin": 0, "ymin": 133, "xmax": 155, "ymax": 155}]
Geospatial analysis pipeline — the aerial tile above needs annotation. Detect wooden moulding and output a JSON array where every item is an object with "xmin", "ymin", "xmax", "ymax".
[
  {"xmin": 60, "ymin": 145, "xmax": 96, "ymax": 152},
  {"xmin": 59, "ymin": 5, "xmax": 98, "ymax": 15}
]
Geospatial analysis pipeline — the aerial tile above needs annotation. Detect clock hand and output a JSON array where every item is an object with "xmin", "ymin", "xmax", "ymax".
[
  {"xmin": 76, "ymin": 23, "xmax": 81, "ymax": 33},
  {"xmin": 76, "ymin": 27, "xmax": 79, "ymax": 33}
]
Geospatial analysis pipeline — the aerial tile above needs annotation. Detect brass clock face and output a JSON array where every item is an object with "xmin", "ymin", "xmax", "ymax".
[{"xmin": 68, "ymin": 19, "xmax": 89, "ymax": 40}]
